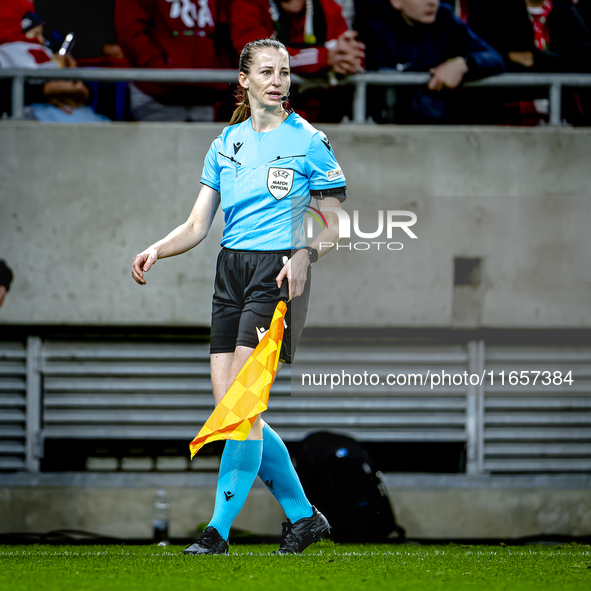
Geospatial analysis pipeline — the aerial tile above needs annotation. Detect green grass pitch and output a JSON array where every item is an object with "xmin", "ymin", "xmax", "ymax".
[{"xmin": 1, "ymin": 542, "xmax": 589, "ymax": 591}]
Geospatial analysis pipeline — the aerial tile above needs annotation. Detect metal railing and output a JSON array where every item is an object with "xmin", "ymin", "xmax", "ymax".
[
  {"xmin": 2, "ymin": 337, "xmax": 590, "ymax": 475},
  {"xmin": 349, "ymin": 71, "xmax": 591, "ymax": 126},
  {"xmin": 1, "ymin": 68, "xmax": 591, "ymax": 125}
]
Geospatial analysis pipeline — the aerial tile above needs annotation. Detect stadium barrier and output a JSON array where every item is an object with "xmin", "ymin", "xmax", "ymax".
[
  {"xmin": 2, "ymin": 68, "xmax": 591, "ymax": 125},
  {"xmin": 1, "ymin": 337, "xmax": 590, "ymax": 476}
]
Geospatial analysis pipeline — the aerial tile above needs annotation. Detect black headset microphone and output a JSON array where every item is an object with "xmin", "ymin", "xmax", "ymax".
[{"xmin": 281, "ymin": 92, "xmax": 290, "ymax": 101}]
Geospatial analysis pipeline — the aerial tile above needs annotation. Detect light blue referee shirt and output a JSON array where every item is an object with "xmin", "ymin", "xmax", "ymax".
[{"xmin": 201, "ymin": 112, "xmax": 346, "ymax": 251}]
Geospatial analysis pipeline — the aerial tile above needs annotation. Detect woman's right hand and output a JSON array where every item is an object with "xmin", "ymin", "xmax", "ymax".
[{"xmin": 131, "ymin": 247, "xmax": 158, "ymax": 285}]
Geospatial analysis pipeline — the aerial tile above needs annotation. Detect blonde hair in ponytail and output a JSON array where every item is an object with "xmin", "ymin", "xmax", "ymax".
[
  {"xmin": 229, "ymin": 86, "xmax": 250, "ymax": 126},
  {"xmin": 229, "ymin": 38, "xmax": 289, "ymax": 126}
]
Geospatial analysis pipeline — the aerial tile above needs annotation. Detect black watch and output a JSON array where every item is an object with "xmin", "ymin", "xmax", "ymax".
[{"xmin": 303, "ymin": 246, "xmax": 318, "ymax": 264}]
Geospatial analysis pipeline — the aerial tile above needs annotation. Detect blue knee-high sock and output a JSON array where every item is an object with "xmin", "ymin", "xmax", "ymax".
[
  {"xmin": 208, "ymin": 439, "xmax": 263, "ymax": 540},
  {"xmin": 258, "ymin": 423, "xmax": 313, "ymax": 523}
]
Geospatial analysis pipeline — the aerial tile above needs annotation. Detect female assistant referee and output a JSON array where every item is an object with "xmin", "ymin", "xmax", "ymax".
[{"xmin": 131, "ymin": 39, "xmax": 346, "ymax": 555}]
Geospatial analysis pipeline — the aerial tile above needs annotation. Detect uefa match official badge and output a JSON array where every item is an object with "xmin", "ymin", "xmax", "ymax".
[{"xmin": 267, "ymin": 168, "xmax": 294, "ymax": 200}]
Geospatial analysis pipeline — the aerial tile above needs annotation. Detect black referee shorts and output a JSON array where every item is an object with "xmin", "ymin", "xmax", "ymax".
[{"xmin": 210, "ymin": 248, "xmax": 311, "ymax": 364}]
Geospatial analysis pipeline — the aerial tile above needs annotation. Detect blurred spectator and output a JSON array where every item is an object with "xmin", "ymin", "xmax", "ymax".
[
  {"xmin": 0, "ymin": 0, "xmax": 109, "ymax": 122},
  {"xmin": 481, "ymin": 0, "xmax": 591, "ymax": 125},
  {"xmin": 440, "ymin": 0, "xmax": 591, "ymax": 124},
  {"xmin": 483, "ymin": 0, "xmax": 591, "ymax": 73},
  {"xmin": 231, "ymin": 0, "xmax": 364, "ymax": 76},
  {"xmin": 360, "ymin": 0, "xmax": 504, "ymax": 123},
  {"xmin": 115, "ymin": 0, "xmax": 234, "ymax": 122},
  {"xmin": 0, "ymin": 260, "xmax": 14, "ymax": 308},
  {"xmin": 34, "ymin": 1, "xmax": 129, "ymax": 120},
  {"xmin": 35, "ymin": 0, "xmax": 127, "ymax": 67},
  {"xmin": 26, "ymin": 80, "xmax": 111, "ymax": 123},
  {"xmin": 230, "ymin": 0, "xmax": 365, "ymax": 121},
  {"xmin": 0, "ymin": 0, "xmax": 72, "ymax": 69}
]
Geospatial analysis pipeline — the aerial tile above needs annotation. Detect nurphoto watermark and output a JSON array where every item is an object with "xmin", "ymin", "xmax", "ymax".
[{"xmin": 306, "ymin": 207, "xmax": 418, "ymax": 252}]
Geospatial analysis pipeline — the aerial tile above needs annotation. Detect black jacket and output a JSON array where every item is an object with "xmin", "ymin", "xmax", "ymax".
[
  {"xmin": 360, "ymin": 2, "xmax": 505, "ymax": 122},
  {"xmin": 478, "ymin": 0, "xmax": 591, "ymax": 73},
  {"xmin": 363, "ymin": 3, "xmax": 505, "ymax": 77}
]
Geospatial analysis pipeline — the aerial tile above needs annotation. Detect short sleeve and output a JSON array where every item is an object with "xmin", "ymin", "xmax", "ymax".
[
  {"xmin": 306, "ymin": 131, "xmax": 347, "ymax": 194},
  {"xmin": 200, "ymin": 136, "xmax": 222, "ymax": 192}
]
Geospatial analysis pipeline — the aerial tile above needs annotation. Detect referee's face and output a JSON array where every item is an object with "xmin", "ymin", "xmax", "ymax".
[{"xmin": 243, "ymin": 48, "xmax": 291, "ymax": 110}]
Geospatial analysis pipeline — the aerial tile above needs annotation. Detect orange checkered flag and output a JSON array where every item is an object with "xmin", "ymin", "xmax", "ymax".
[{"xmin": 189, "ymin": 284, "xmax": 289, "ymax": 458}]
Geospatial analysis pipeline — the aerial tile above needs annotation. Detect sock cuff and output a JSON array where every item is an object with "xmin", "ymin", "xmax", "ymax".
[
  {"xmin": 224, "ymin": 438, "xmax": 263, "ymax": 460},
  {"xmin": 282, "ymin": 498, "xmax": 314, "ymax": 522}
]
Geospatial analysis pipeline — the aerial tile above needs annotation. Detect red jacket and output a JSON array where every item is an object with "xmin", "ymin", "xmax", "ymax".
[
  {"xmin": 115, "ymin": 0, "xmax": 232, "ymax": 101},
  {"xmin": 230, "ymin": 0, "xmax": 348, "ymax": 74}
]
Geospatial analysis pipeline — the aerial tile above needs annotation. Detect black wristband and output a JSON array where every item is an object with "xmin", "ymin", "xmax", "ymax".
[{"xmin": 303, "ymin": 246, "xmax": 318, "ymax": 264}]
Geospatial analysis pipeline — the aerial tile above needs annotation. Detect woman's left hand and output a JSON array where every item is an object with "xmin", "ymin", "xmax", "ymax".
[{"xmin": 276, "ymin": 249, "xmax": 310, "ymax": 301}]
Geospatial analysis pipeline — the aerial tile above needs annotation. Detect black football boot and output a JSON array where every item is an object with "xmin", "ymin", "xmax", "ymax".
[
  {"xmin": 273, "ymin": 506, "xmax": 331, "ymax": 554},
  {"xmin": 183, "ymin": 526, "xmax": 228, "ymax": 555}
]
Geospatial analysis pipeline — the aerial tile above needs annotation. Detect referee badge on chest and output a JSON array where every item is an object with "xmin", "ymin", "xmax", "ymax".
[{"xmin": 267, "ymin": 168, "xmax": 294, "ymax": 200}]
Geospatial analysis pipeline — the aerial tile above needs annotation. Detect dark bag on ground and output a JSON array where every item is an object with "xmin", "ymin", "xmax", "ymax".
[{"xmin": 292, "ymin": 431, "xmax": 406, "ymax": 543}]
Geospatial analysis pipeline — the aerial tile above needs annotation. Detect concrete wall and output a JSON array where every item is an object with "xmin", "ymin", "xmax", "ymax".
[
  {"xmin": 1, "ymin": 122, "xmax": 590, "ymax": 329},
  {"xmin": 0, "ymin": 483, "xmax": 285, "ymax": 540},
  {"xmin": 1, "ymin": 474, "xmax": 589, "ymax": 539}
]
